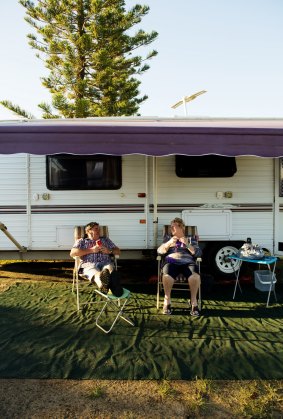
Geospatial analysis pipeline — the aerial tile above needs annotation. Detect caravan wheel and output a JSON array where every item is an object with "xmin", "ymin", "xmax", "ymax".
[{"xmin": 207, "ymin": 242, "xmax": 242, "ymax": 279}]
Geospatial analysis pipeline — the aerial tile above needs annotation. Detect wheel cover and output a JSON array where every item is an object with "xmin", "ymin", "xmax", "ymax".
[{"xmin": 215, "ymin": 245, "xmax": 241, "ymax": 274}]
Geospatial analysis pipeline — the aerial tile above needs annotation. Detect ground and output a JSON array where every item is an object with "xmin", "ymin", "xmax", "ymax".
[
  {"xmin": 0, "ymin": 261, "xmax": 283, "ymax": 418},
  {"xmin": 0, "ymin": 379, "xmax": 190, "ymax": 418},
  {"xmin": 1, "ymin": 378, "xmax": 283, "ymax": 418}
]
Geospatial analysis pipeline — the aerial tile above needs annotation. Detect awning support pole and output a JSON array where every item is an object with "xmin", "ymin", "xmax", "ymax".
[
  {"xmin": 0, "ymin": 222, "xmax": 27, "ymax": 252},
  {"xmin": 152, "ymin": 157, "xmax": 158, "ymax": 248}
]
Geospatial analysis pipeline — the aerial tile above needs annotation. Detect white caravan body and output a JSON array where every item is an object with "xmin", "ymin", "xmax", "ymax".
[{"xmin": 0, "ymin": 118, "xmax": 283, "ymax": 277}]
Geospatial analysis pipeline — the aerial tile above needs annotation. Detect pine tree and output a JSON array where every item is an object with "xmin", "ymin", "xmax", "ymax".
[{"xmin": 18, "ymin": 0, "xmax": 158, "ymax": 118}]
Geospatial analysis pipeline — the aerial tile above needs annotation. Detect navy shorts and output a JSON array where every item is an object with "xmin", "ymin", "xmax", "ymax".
[{"xmin": 162, "ymin": 263, "xmax": 197, "ymax": 280}]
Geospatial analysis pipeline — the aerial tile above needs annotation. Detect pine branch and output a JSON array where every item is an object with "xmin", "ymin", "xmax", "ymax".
[
  {"xmin": 0, "ymin": 100, "xmax": 35, "ymax": 119},
  {"xmin": 38, "ymin": 102, "xmax": 60, "ymax": 119}
]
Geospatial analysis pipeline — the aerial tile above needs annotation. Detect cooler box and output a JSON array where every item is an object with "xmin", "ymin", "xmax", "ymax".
[{"xmin": 254, "ymin": 270, "xmax": 276, "ymax": 292}]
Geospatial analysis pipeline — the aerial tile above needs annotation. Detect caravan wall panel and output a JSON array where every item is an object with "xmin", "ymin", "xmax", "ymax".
[
  {"xmin": 28, "ymin": 155, "xmax": 147, "ymax": 250},
  {"xmin": 0, "ymin": 153, "xmax": 281, "ymax": 257},
  {"xmin": 0, "ymin": 154, "xmax": 29, "ymax": 249},
  {"xmin": 0, "ymin": 154, "xmax": 28, "ymax": 205},
  {"xmin": 154, "ymin": 156, "xmax": 275, "ymax": 252},
  {"xmin": 156, "ymin": 156, "xmax": 273, "ymax": 205}
]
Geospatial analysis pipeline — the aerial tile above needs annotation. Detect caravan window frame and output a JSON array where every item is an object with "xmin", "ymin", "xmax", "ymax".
[{"xmin": 46, "ymin": 154, "xmax": 122, "ymax": 190}]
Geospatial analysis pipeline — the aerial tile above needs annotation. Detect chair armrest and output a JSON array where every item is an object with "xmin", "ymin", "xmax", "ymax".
[{"xmin": 196, "ymin": 257, "xmax": 202, "ymax": 262}]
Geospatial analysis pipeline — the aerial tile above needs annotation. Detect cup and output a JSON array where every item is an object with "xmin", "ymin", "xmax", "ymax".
[{"xmin": 96, "ymin": 239, "xmax": 102, "ymax": 246}]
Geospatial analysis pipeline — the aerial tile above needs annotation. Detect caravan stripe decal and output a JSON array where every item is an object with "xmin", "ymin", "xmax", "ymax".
[
  {"xmin": 30, "ymin": 204, "xmax": 145, "ymax": 214},
  {"xmin": 0, "ymin": 206, "xmax": 26, "ymax": 214},
  {"xmin": 0, "ymin": 203, "xmax": 276, "ymax": 214},
  {"xmin": 150, "ymin": 204, "xmax": 273, "ymax": 212}
]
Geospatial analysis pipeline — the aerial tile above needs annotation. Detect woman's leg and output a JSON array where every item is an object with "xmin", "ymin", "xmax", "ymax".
[
  {"xmin": 188, "ymin": 272, "xmax": 201, "ymax": 306},
  {"xmin": 162, "ymin": 263, "xmax": 178, "ymax": 310},
  {"xmin": 162, "ymin": 273, "xmax": 175, "ymax": 306}
]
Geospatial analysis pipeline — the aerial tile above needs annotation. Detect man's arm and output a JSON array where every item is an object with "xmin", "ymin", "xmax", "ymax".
[
  {"xmin": 110, "ymin": 246, "xmax": 120, "ymax": 256},
  {"xmin": 102, "ymin": 237, "xmax": 121, "ymax": 256},
  {"xmin": 70, "ymin": 243, "xmax": 100, "ymax": 258}
]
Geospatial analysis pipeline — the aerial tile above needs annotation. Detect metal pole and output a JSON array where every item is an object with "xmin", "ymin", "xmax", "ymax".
[
  {"xmin": 182, "ymin": 97, "xmax": 187, "ymax": 116},
  {"xmin": 0, "ymin": 222, "xmax": 27, "ymax": 252}
]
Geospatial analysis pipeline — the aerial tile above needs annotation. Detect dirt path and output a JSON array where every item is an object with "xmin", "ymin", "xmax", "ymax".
[{"xmin": 0, "ymin": 379, "xmax": 202, "ymax": 418}]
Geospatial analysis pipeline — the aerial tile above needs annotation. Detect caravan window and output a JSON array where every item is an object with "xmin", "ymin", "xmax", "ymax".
[
  {"xmin": 175, "ymin": 155, "xmax": 237, "ymax": 177},
  {"xmin": 280, "ymin": 158, "xmax": 283, "ymax": 197},
  {"xmin": 46, "ymin": 155, "xmax": 122, "ymax": 190}
]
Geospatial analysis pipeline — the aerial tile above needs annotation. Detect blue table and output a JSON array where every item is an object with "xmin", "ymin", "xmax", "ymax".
[{"xmin": 227, "ymin": 254, "xmax": 278, "ymax": 307}]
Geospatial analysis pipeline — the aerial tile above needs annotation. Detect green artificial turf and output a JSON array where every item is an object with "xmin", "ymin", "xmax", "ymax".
[{"xmin": 0, "ymin": 280, "xmax": 283, "ymax": 380}]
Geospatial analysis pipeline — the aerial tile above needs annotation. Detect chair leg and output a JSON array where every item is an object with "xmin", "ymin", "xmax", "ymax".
[
  {"xmin": 71, "ymin": 266, "xmax": 80, "ymax": 311},
  {"xmin": 72, "ymin": 258, "xmax": 81, "ymax": 311},
  {"xmin": 76, "ymin": 272, "xmax": 80, "ymax": 312},
  {"xmin": 72, "ymin": 269, "xmax": 75, "ymax": 293},
  {"xmin": 95, "ymin": 295, "xmax": 134, "ymax": 334},
  {"xmin": 157, "ymin": 277, "xmax": 160, "ymax": 309},
  {"xmin": 198, "ymin": 267, "xmax": 202, "ymax": 311},
  {"xmin": 74, "ymin": 271, "xmax": 95, "ymax": 312},
  {"xmin": 198, "ymin": 283, "xmax": 202, "ymax": 311},
  {"xmin": 157, "ymin": 258, "xmax": 161, "ymax": 309}
]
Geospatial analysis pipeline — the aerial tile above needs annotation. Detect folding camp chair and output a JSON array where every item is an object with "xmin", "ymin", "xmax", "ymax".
[
  {"xmin": 94, "ymin": 287, "xmax": 134, "ymax": 333},
  {"xmin": 72, "ymin": 225, "xmax": 119, "ymax": 311},
  {"xmin": 156, "ymin": 225, "xmax": 202, "ymax": 310}
]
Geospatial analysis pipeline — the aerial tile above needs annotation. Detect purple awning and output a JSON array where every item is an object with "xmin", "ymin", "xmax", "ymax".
[{"xmin": 1, "ymin": 118, "xmax": 283, "ymax": 156}]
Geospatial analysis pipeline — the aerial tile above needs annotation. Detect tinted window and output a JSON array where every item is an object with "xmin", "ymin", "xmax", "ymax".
[
  {"xmin": 280, "ymin": 158, "xmax": 283, "ymax": 197},
  {"xmin": 46, "ymin": 155, "xmax": 122, "ymax": 190},
  {"xmin": 176, "ymin": 155, "xmax": 237, "ymax": 177}
]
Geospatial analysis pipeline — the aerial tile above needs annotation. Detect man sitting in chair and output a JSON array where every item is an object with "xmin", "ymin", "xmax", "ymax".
[
  {"xmin": 157, "ymin": 217, "xmax": 202, "ymax": 316},
  {"xmin": 70, "ymin": 221, "xmax": 122, "ymax": 296}
]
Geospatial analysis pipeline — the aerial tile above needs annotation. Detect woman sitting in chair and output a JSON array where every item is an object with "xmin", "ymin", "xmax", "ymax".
[{"xmin": 157, "ymin": 217, "xmax": 202, "ymax": 316}]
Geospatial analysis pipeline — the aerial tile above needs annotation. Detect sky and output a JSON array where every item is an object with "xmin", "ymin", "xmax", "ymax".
[{"xmin": 0, "ymin": 0, "xmax": 283, "ymax": 119}]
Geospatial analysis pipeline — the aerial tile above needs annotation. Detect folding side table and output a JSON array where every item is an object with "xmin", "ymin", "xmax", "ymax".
[{"xmin": 227, "ymin": 254, "xmax": 278, "ymax": 307}]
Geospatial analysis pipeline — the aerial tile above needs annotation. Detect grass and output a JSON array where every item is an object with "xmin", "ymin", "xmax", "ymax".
[
  {"xmin": 157, "ymin": 379, "xmax": 179, "ymax": 399},
  {"xmin": 88, "ymin": 384, "xmax": 106, "ymax": 399},
  {"xmin": 155, "ymin": 378, "xmax": 283, "ymax": 418},
  {"xmin": 184, "ymin": 378, "xmax": 213, "ymax": 416},
  {"xmin": 230, "ymin": 380, "xmax": 283, "ymax": 418},
  {"xmin": 157, "ymin": 378, "xmax": 214, "ymax": 417}
]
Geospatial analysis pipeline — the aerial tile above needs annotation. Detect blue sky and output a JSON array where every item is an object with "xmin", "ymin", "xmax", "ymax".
[{"xmin": 1, "ymin": 0, "xmax": 283, "ymax": 119}]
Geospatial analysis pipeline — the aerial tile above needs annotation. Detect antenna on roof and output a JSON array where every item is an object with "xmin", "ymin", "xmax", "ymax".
[{"xmin": 171, "ymin": 90, "xmax": 207, "ymax": 116}]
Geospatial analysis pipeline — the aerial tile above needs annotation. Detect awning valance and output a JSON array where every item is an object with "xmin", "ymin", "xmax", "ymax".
[{"xmin": 1, "ymin": 118, "xmax": 283, "ymax": 157}]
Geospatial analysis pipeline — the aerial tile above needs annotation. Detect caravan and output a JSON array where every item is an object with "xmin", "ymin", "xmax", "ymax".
[{"xmin": 0, "ymin": 117, "xmax": 283, "ymax": 278}]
